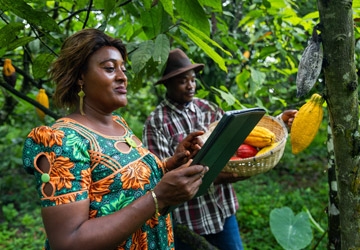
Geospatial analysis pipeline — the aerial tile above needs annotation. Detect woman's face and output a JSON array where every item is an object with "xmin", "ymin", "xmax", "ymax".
[
  {"xmin": 166, "ymin": 70, "xmax": 196, "ymax": 104},
  {"xmin": 81, "ymin": 46, "xmax": 128, "ymax": 113}
]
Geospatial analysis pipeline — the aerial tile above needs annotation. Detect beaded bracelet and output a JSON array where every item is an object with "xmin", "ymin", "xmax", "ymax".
[{"xmin": 150, "ymin": 189, "xmax": 159, "ymax": 218}]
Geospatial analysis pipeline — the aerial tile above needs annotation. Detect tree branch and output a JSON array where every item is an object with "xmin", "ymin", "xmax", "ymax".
[
  {"xmin": 0, "ymin": 80, "xmax": 60, "ymax": 120},
  {"xmin": 82, "ymin": 0, "xmax": 93, "ymax": 29}
]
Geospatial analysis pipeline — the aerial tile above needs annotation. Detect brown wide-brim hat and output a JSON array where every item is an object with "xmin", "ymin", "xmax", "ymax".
[{"xmin": 155, "ymin": 48, "xmax": 204, "ymax": 85}]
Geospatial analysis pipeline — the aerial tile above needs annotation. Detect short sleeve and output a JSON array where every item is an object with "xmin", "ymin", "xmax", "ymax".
[{"xmin": 22, "ymin": 126, "xmax": 91, "ymax": 207}]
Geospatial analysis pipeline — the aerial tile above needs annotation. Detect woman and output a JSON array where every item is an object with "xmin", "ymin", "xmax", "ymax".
[{"xmin": 22, "ymin": 29, "xmax": 208, "ymax": 250}]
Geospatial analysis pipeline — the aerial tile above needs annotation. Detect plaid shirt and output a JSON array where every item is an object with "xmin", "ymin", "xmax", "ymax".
[{"xmin": 142, "ymin": 97, "xmax": 239, "ymax": 235}]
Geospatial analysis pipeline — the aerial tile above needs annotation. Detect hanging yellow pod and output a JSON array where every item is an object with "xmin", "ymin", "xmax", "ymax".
[
  {"xmin": 2, "ymin": 58, "xmax": 16, "ymax": 87},
  {"xmin": 35, "ymin": 88, "xmax": 49, "ymax": 121},
  {"xmin": 291, "ymin": 93, "xmax": 325, "ymax": 154}
]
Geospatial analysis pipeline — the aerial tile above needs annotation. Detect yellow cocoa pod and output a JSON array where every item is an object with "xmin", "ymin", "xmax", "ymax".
[
  {"xmin": 291, "ymin": 93, "xmax": 325, "ymax": 154},
  {"xmin": 243, "ymin": 50, "xmax": 250, "ymax": 59},
  {"xmin": 244, "ymin": 126, "xmax": 276, "ymax": 148},
  {"xmin": 2, "ymin": 58, "xmax": 16, "ymax": 87},
  {"xmin": 35, "ymin": 88, "xmax": 49, "ymax": 121},
  {"xmin": 256, "ymin": 142, "xmax": 279, "ymax": 156}
]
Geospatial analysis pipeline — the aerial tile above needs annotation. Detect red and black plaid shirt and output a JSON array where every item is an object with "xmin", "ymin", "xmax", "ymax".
[{"xmin": 142, "ymin": 97, "xmax": 239, "ymax": 235}]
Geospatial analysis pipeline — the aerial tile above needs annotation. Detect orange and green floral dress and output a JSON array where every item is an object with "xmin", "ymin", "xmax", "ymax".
[{"xmin": 22, "ymin": 115, "xmax": 174, "ymax": 250}]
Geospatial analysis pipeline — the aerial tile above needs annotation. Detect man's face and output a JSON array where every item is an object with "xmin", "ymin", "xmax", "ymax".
[{"xmin": 166, "ymin": 70, "xmax": 196, "ymax": 104}]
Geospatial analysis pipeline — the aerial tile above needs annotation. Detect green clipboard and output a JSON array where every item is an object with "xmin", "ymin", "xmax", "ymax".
[
  {"xmin": 166, "ymin": 107, "xmax": 266, "ymax": 212},
  {"xmin": 192, "ymin": 107, "xmax": 266, "ymax": 197}
]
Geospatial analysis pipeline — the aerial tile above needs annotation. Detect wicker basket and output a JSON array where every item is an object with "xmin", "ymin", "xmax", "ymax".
[{"xmin": 222, "ymin": 115, "xmax": 288, "ymax": 177}]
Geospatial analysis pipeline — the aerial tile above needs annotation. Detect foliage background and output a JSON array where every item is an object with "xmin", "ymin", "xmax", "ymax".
[{"xmin": 1, "ymin": 0, "xmax": 359, "ymax": 249}]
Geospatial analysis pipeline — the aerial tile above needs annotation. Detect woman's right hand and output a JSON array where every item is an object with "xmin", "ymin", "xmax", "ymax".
[
  {"xmin": 154, "ymin": 159, "xmax": 208, "ymax": 210},
  {"xmin": 166, "ymin": 131, "xmax": 204, "ymax": 171}
]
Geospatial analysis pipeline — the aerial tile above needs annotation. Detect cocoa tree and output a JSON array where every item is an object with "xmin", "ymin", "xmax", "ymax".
[
  {"xmin": 318, "ymin": 0, "xmax": 360, "ymax": 248},
  {"xmin": 1, "ymin": 0, "xmax": 360, "ymax": 248}
]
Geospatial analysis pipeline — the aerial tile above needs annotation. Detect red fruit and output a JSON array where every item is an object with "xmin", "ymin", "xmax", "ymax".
[
  {"xmin": 230, "ymin": 156, "xmax": 242, "ymax": 161},
  {"xmin": 236, "ymin": 144, "xmax": 258, "ymax": 158}
]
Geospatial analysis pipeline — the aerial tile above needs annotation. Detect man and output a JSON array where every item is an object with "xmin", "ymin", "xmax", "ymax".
[{"xmin": 142, "ymin": 48, "xmax": 297, "ymax": 249}]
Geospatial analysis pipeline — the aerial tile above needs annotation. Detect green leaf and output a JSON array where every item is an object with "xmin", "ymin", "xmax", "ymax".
[
  {"xmin": 160, "ymin": 0, "xmax": 174, "ymax": 19},
  {"xmin": 129, "ymin": 41, "xmax": 154, "ymax": 74},
  {"xmin": 0, "ymin": 0, "xmax": 60, "ymax": 32},
  {"xmin": 263, "ymin": 0, "xmax": 271, "ymax": 8},
  {"xmin": 140, "ymin": 6, "xmax": 162, "ymax": 39},
  {"xmin": 302, "ymin": 11, "xmax": 319, "ymax": 20},
  {"xmin": 32, "ymin": 53, "xmax": 55, "ymax": 79},
  {"xmin": 143, "ymin": 0, "xmax": 152, "ymax": 10},
  {"xmin": 0, "ymin": 23, "xmax": 24, "ymax": 48},
  {"xmin": 211, "ymin": 86, "xmax": 240, "ymax": 106},
  {"xmin": 259, "ymin": 45, "xmax": 278, "ymax": 59},
  {"xmin": 180, "ymin": 21, "xmax": 232, "ymax": 57},
  {"xmin": 0, "ymin": 47, "xmax": 7, "ymax": 58},
  {"xmin": 174, "ymin": 0, "xmax": 210, "ymax": 36},
  {"xmin": 103, "ymin": 0, "xmax": 117, "ymax": 18},
  {"xmin": 270, "ymin": 207, "xmax": 313, "ymax": 250},
  {"xmin": 7, "ymin": 36, "xmax": 35, "ymax": 51},
  {"xmin": 268, "ymin": 0, "xmax": 287, "ymax": 9},
  {"xmin": 180, "ymin": 23, "xmax": 229, "ymax": 72},
  {"xmin": 250, "ymin": 67, "xmax": 266, "ymax": 85},
  {"xmin": 198, "ymin": 0, "xmax": 222, "ymax": 12},
  {"xmin": 235, "ymin": 69, "xmax": 251, "ymax": 92},
  {"xmin": 239, "ymin": 10, "xmax": 263, "ymax": 27},
  {"xmin": 153, "ymin": 34, "xmax": 170, "ymax": 71}
]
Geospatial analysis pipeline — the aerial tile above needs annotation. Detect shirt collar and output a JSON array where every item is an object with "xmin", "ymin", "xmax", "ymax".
[{"xmin": 164, "ymin": 96, "xmax": 196, "ymax": 113}]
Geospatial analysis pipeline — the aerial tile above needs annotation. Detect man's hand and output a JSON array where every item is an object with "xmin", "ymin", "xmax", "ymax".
[
  {"xmin": 213, "ymin": 171, "xmax": 250, "ymax": 185},
  {"xmin": 281, "ymin": 109, "xmax": 298, "ymax": 128}
]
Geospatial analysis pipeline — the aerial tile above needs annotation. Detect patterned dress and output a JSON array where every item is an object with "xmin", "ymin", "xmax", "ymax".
[{"xmin": 22, "ymin": 115, "xmax": 174, "ymax": 250}]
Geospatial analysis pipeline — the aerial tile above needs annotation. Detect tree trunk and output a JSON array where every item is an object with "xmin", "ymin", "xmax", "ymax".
[
  {"xmin": 318, "ymin": 1, "xmax": 359, "ymax": 249},
  {"xmin": 326, "ymin": 124, "xmax": 341, "ymax": 249}
]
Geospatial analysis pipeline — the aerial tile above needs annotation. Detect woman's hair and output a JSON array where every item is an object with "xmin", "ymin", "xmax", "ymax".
[{"xmin": 51, "ymin": 28, "xmax": 127, "ymax": 110}]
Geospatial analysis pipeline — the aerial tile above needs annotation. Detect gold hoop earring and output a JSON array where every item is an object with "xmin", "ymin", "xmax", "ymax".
[{"xmin": 78, "ymin": 84, "xmax": 85, "ymax": 115}]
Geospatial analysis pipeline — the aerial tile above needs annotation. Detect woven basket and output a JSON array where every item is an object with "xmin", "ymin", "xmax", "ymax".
[{"xmin": 222, "ymin": 115, "xmax": 288, "ymax": 177}]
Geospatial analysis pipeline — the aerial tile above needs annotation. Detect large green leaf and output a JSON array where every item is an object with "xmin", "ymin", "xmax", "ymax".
[
  {"xmin": 153, "ymin": 34, "xmax": 170, "ymax": 71},
  {"xmin": 129, "ymin": 40, "xmax": 154, "ymax": 74},
  {"xmin": 198, "ymin": 0, "xmax": 222, "ymax": 12},
  {"xmin": 211, "ymin": 86, "xmax": 240, "ymax": 106},
  {"xmin": 103, "ymin": 0, "xmax": 117, "ymax": 19},
  {"xmin": 249, "ymin": 67, "xmax": 266, "ymax": 85},
  {"xmin": 7, "ymin": 36, "xmax": 35, "ymax": 51},
  {"xmin": 270, "ymin": 207, "xmax": 313, "ymax": 250},
  {"xmin": 0, "ymin": 23, "xmax": 24, "ymax": 48},
  {"xmin": 180, "ymin": 23, "xmax": 229, "ymax": 72},
  {"xmin": 174, "ymin": 0, "xmax": 210, "ymax": 36},
  {"xmin": 141, "ymin": 4, "xmax": 172, "ymax": 40},
  {"xmin": 32, "ymin": 53, "xmax": 56, "ymax": 80},
  {"xmin": 180, "ymin": 22, "xmax": 232, "ymax": 56},
  {"xmin": 160, "ymin": 0, "xmax": 174, "ymax": 19},
  {"xmin": 0, "ymin": 0, "xmax": 60, "ymax": 32}
]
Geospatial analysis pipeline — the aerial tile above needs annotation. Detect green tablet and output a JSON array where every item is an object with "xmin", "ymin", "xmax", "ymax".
[
  {"xmin": 193, "ymin": 107, "xmax": 266, "ymax": 197},
  {"xmin": 166, "ymin": 107, "xmax": 266, "ymax": 212}
]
